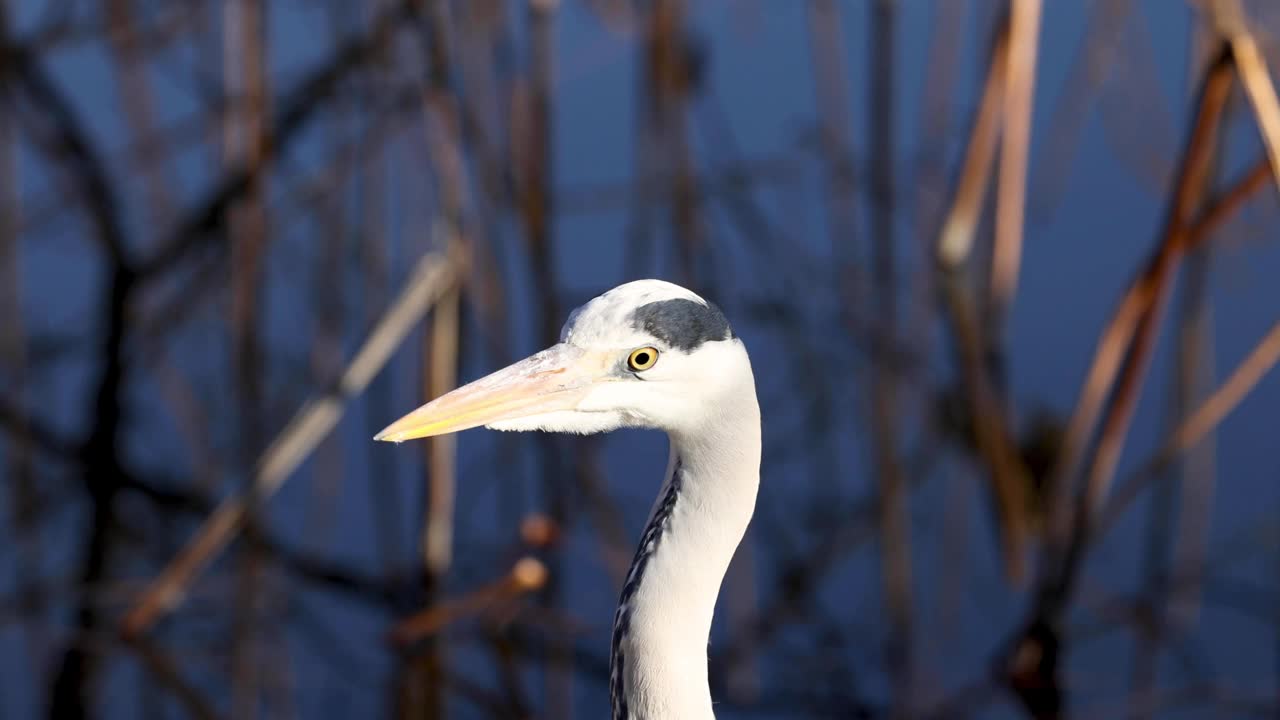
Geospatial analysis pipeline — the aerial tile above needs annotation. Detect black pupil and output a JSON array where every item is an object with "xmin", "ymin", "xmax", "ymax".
[{"xmin": 633, "ymin": 352, "xmax": 650, "ymax": 367}]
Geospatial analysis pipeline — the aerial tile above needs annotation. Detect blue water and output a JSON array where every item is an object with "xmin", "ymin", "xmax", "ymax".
[{"xmin": 3, "ymin": 1, "xmax": 1278, "ymax": 717}]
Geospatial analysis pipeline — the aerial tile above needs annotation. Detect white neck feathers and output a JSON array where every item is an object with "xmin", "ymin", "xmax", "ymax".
[{"xmin": 610, "ymin": 385, "xmax": 761, "ymax": 720}]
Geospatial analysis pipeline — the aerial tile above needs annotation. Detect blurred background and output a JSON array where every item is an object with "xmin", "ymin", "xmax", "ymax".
[{"xmin": 2, "ymin": 0, "xmax": 1280, "ymax": 718}]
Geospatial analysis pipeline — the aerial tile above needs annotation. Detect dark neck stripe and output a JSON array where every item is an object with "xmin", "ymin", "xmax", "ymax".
[{"xmin": 610, "ymin": 458, "xmax": 684, "ymax": 720}]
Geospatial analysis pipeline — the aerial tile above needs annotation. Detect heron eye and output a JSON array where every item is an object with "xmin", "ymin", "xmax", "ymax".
[{"xmin": 627, "ymin": 347, "xmax": 659, "ymax": 372}]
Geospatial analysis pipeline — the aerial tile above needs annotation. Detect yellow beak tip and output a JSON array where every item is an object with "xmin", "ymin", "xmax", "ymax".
[{"xmin": 373, "ymin": 427, "xmax": 407, "ymax": 443}]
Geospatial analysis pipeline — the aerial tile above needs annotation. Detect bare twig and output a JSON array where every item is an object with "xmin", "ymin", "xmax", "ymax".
[
  {"xmin": 389, "ymin": 558, "xmax": 548, "ymax": 646},
  {"xmin": 1043, "ymin": 49, "xmax": 1234, "ymax": 556},
  {"xmin": 1002, "ymin": 46, "xmax": 1235, "ymax": 720},
  {"xmin": 134, "ymin": 0, "xmax": 410, "ymax": 280},
  {"xmin": 105, "ymin": 0, "xmax": 175, "ymax": 225},
  {"xmin": 940, "ymin": 275, "xmax": 1032, "ymax": 582},
  {"xmin": 126, "ymin": 637, "xmax": 219, "ymax": 720},
  {"xmin": 806, "ymin": 0, "xmax": 860, "ymax": 294},
  {"xmin": 937, "ymin": 18, "xmax": 1029, "ymax": 582},
  {"xmin": 0, "ymin": 4, "xmax": 46, "ymax": 684},
  {"xmin": 1101, "ymin": 318, "xmax": 1280, "ymax": 531},
  {"xmin": 861, "ymin": 2, "xmax": 917, "ymax": 712},
  {"xmin": 121, "ymin": 250, "xmax": 460, "ymax": 637},
  {"xmin": 7, "ymin": 25, "xmax": 138, "ymax": 718},
  {"xmin": 223, "ymin": 1, "xmax": 270, "ymax": 711},
  {"xmin": 1078, "ymin": 51, "xmax": 1233, "ymax": 520}
]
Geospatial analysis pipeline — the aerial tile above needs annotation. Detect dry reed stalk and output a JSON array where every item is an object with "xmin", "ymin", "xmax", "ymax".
[
  {"xmin": 0, "ymin": 21, "xmax": 47, "ymax": 678},
  {"xmin": 917, "ymin": 0, "xmax": 968, "ymax": 174},
  {"xmin": 1167, "ymin": 247, "xmax": 1215, "ymax": 630},
  {"xmin": 400, "ymin": 0, "xmax": 509, "ymax": 714},
  {"xmin": 1030, "ymin": 0, "xmax": 1136, "ymax": 219},
  {"xmin": 223, "ymin": 2, "xmax": 269, "ymax": 711},
  {"xmin": 356, "ymin": 117, "xmax": 411, "ymax": 617},
  {"xmin": 1078, "ymin": 52, "xmax": 1234, "ymax": 520},
  {"xmin": 903, "ymin": 0, "xmax": 971, "ymax": 369},
  {"xmin": 990, "ymin": 0, "xmax": 1043, "ymax": 317},
  {"xmin": 1101, "ymin": 318, "xmax": 1280, "ymax": 531},
  {"xmin": 149, "ymin": 356, "xmax": 221, "ymax": 493},
  {"xmin": 806, "ymin": 0, "xmax": 860, "ymax": 291},
  {"xmin": 938, "ymin": 25, "xmax": 1009, "ymax": 267},
  {"xmin": 869, "ymin": 0, "xmax": 897, "ymax": 322},
  {"xmin": 122, "ymin": 251, "xmax": 459, "ymax": 637},
  {"xmin": 1150, "ymin": 26, "xmax": 1223, "ymax": 656},
  {"xmin": 937, "ymin": 20, "xmax": 1029, "ymax": 582},
  {"xmin": 1129, "ymin": 244, "xmax": 1213, "ymax": 718},
  {"xmin": 1188, "ymin": 154, "xmax": 1272, "ymax": 239},
  {"xmin": 1050, "ymin": 149, "xmax": 1266, "ymax": 531},
  {"xmin": 424, "ymin": 283, "xmax": 461, "ymax": 576},
  {"xmin": 942, "ymin": 275, "xmax": 1032, "ymax": 582},
  {"xmin": 861, "ymin": 2, "xmax": 917, "ymax": 712},
  {"xmin": 300, "ymin": 114, "xmax": 353, "ymax": 550},
  {"xmin": 647, "ymin": 0, "xmax": 700, "ymax": 286},
  {"xmin": 133, "ymin": 1, "xmax": 408, "ymax": 281},
  {"xmin": 224, "ymin": 0, "xmax": 269, "ymax": 457},
  {"xmin": 389, "ymin": 558, "xmax": 548, "ymax": 646},
  {"xmin": 106, "ymin": 0, "xmax": 174, "ymax": 225},
  {"xmin": 408, "ymin": 2, "xmax": 479, "ymax": 713},
  {"xmin": 127, "ymin": 636, "xmax": 219, "ymax": 720},
  {"xmin": 1040, "ymin": 127, "xmax": 1275, "ymax": 587},
  {"xmin": 0, "ymin": 65, "xmax": 25, "ymax": 436},
  {"xmin": 1043, "ymin": 52, "xmax": 1234, "ymax": 553},
  {"xmin": 1210, "ymin": 0, "xmax": 1280, "ymax": 194},
  {"xmin": 1001, "ymin": 52, "xmax": 1238, "ymax": 720},
  {"xmin": 522, "ymin": 1, "xmax": 572, "ymax": 717}
]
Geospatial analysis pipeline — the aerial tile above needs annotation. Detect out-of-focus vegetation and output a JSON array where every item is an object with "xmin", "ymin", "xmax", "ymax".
[{"xmin": 1, "ymin": 1, "xmax": 1279, "ymax": 718}]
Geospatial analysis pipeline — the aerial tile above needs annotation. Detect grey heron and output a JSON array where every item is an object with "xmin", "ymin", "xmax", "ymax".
[{"xmin": 376, "ymin": 279, "xmax": 760, "ymax": 719}]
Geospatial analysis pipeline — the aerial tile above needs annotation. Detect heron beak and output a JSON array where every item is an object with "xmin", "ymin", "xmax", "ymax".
[{"xmin": 374, "ymin": 344, "xmax": 608, "ymax": 442}]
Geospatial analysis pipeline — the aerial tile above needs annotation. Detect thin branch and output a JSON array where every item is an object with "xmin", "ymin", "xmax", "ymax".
[
  {"xmin": 121, "ymin": 250, "xmax": 460, "ymax": 637},
  {"xmin": 940, "ymin": 275, "xmax": 1032, "ymax": 582},
  {"xmin": 936, "ymin": 18, "xmax": 1030, "ymax": 582},
  {"xmin": 125, "ymin": 637, "xmax": 219, "ymax": 720},
  {"xmin": 123, "ymin": 474, "xmax": 409, "ymax": 604},
  {"xmin": 1043, "ymin": 48, "xmax": 1234, "ymax": 557},
  {"xmin": 0, "ymin": 398, "xmax": 78, "ymax": 459},
  {"xmin": 1101, "ymin": 318, "xmax": 1280, "ymax": 531},
  {"xmin": 862, "ymin": 2, "xmax": 916, "ymax": 711},
  {"xmin": 1187, "ymin": 154, "xmax": 1272, "ymax": 240},
  {"xmin": 134, "ymin": 0, "xmax": 410, "ymax": 280},
  {"xmin": 389, "ymin": 558, "xmax": 548, "ymax": 646}
]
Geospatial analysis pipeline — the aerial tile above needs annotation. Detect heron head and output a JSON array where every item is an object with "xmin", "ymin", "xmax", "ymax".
[{"xmin": 374, "ymin": 279, "xmax": 753, "ymax": 441}]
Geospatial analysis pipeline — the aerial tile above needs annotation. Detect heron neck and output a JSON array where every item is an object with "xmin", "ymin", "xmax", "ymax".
[{"xmin": 610, "ymin": 391, "xmax": 761, "ymax": 720}]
